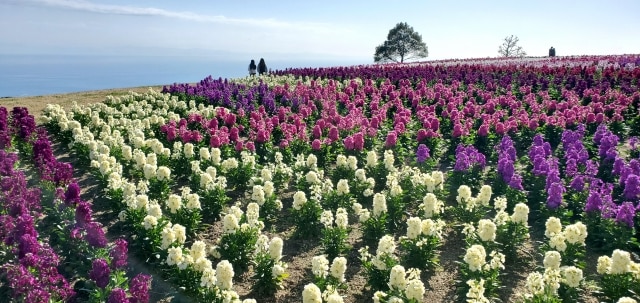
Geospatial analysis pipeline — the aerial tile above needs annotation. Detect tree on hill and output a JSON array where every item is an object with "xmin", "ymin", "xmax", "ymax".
[
  {"xmin": 374, "ymin": 22, "xmax": 428, "ymax": 63},
  {"xmin": 498, "ymin": 35, "xmax": 527, "ymax": 57}
]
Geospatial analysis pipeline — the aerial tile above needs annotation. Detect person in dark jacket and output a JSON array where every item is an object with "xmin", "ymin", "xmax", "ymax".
[
  {"xmin": 257, "ymin": 58, "xmax": 268, "ymax": 75},
  {"xmin": 248, "ymin": 59, "xmax": 257, "ymax": 76}
]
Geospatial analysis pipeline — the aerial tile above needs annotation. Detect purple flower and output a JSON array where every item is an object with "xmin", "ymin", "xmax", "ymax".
[
  {"xmin": 129, "ymin": 274, "xmax": 152, "ymax": 303},
  {"xmin": 569, "ymin": 175, "xmax": 586, "ymax": 192},
  {"xmin": 508, "ymin": 174, "xmax": 524, "ymax": 190},
  {"xmin": 85, "ymin": 222, "xmax": 107, "ymax": 248},
  {"xmin": 75, "ymin": 201, "xmax": 93, "ymax": 228},
  {"xmin": 585, "ymin": 191, "xmax": 602, "ymax": 213},
  {"xmin": 108, "ymin": 288, "xmax": 129, "ymax": 303},
  {"xmin": 416, "ymin": 144, "xmax": 430, "ymax": 163},
  {"xmin": 623, "ymin": 174, "xmax": 640, "ymax": 200},
  {"xmin": 89, "ymin": 258, "xmax": 111, "ymax": 288},
  {"xmin": 615, "ymin": 202, "xmax": 636, "ymax": 228},
  {"xmin": 385, "ymin": 131, "xmax": 397, "ymax": 148},
  {"xmin": 109, "ymin": 239, "xmax": 128, "ymax": 270},
  {"xmin": 546, "ymin": 182, "xmax": 565, "ymax": 209},
  {"xmin": 18, "ymin": 234, "xmax": 40, "ymax": 258}
]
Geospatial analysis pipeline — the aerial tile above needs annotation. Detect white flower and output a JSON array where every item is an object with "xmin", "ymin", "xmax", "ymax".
[
  {"xmin": 610, "ymin": 249, "xmax": 631, "ymax": 274},
  {"xmin": 269, "ymin": 237, "xmax": 283, "ymax": 261},
  {"xmin": 336, "ymin": 154, "xmax": 348, "ymax": 168},
  {"xmin": 524, "ymin": 272, "xmax": 545, "ymax": 296},
  {"xmin": 543, "ymin": 251, "xmax": 562, "ymax": 270},
  {"xmin": 183, "ymin": 143, "xmax": 195, "ymax": 158},
  {"xmin": 199, "ymin": 147, "xmax": 211, "ymax": 161},
  {"xmin": 493, "ymin": 210, "xmax": 510, "ymax": 226},
  {"xmin": 215, "ymin": 260, "xmax": 235, "ymax": 290},
  {"xmin": 143, "ymin": 163, "xmax": 157, "ymax": 180},
  {"xmin": 307, "ymin": 154, "xmax": 318, "ymax": 168},
  {"xmin": 160, "ymin": 225, "xmax": 176, "ymax": 249},
  {"xmin": 292, "ymin": 191, "xmax": 307, "ymax": 210},
  {"xmin": 147, "ymin": 203, "xmax": 163, "ymax": 218},
  {"xmin": 383, "ymin": 150, "xmax": 395, "ymax": 171},
  {"xmin": 358, "ymin": 209, "xmax": 370, "ymax": 222},
  {"xmin": 302, "ymin": 283, "xmax": 322, "ymax": 303},
  {"xmin": 366, "ymin": 150, "xmax": 378, "ymax": 167},
  {"xmin": 156, "ymin": 166, "xmax": 171, "ymax": 181},
  {"xmin": 466, "ymin": 278, "xmax": 489, "ymax": 302},
  {"xmin": 543, "ymin": 268, "xmax": 562, "ymax": 294},
  {"xmin": 545, "ymin": 217, "xmax": 562, "ymax": 238},
  {"xmin": 261, "ymin": 168, "xmax": 272, "ymax": 181},
  {"xmin": 511, "ymin": 203, "xmax": 529, "ymax": 224},
  {"xmin": 329, "ymin": 256, "xmax": 347, "ymax": 282},
  {"xmin": 376, "ymin": 235, "xmax": 396, "ymax": 256},
  {"xmin": 185, "ymin": 193, "xmax": 201, "ymax": 210},
  {"xmin": 211, "ymin": 148, "xmax": 221, "ymax": 165},
  {"xmin": 493, "ymin": 196, "xmax": 508, "ymax": 211},
  {"xmin": 347, "ymin": 155, "xmax": 358, "ymax": 170},
  {"xmin": 406, "ymin": 217, "xmax": 422, "ymax": 240},
  {"xmin": 221, "ymin": 158, "xmax": 239, "ymax": 171},
  {"xmin": 312, "ymin": 255, "xmax": 329, "ymax": 278},
  {"xmin": 389, "ymin": 183, "xmax": 402, "ymax": 197},
  {"xmin": 597, "ymin": 256, "xmax": 612, "ymax": 274},
  {"xmin": 167, "ymin": 194, "xmax": 182, "ymax": 214},
  {"xmin": 562, "ymin": 266, "xmax": 583, "ymax": 288},
  {"xmin": 372, "ymin": 193, "xmax": 387, "ymax": 217},
  {"xmin": 355, "ymin": 169, "xmax": 366, "ymax": 181},
  {"xmin": 389, "ymin": 265, "xmax": 406, "ymax": 290},
  {"xmin": 476, "ymin": 185, "xmax": 492, "ymax": 205},
  {"xmin": 334, "ymin": 208, "xmax": 349, "ymax": 229},
  {"xmin": 477, "ymin": 219, "xmax": 497, "ymax": 242},
  {"xmin": 336, "ymin": 179, "xmax": 350, "ymax": 195},
  {"xmin": 306, "ymin": 171, "xmax": 320, "ymax": 184},
  {"xmin": 194, "ymin": 257, "xmax": 212, "ymax": 273},
  {"xmin": 190, "ymin": 241, "xmax": 207, "ymax": 260},
  {"xmin": 173, "ymin": 224, "xmax": 186, "ymax": 244},
  {"xmin": 617, "ymin": 297, "xmax": 638, "ymax": 303},
  {"xmin": 263, "ymin": 181, "xmax": 275, "ymax": 197},
  {"xmin": 143, "ymin": 215, "xmax": 158, "ymax": 230},
  {"xmin": 272, "ymin": 264, "xmax": 286, "ymax": 278},
  {"xmin": 200, "ymin": 267, "xmax": 217, "ymax": 288},
  {"xmin": 223, "ymin": 213, "xmax": 239, "ymax": 234},
  {"xmin": 166, "ymin": 246, "xmax": 184, "ymax": 266},
  {"xmin": 564, "ymin": 222, "xmax": 587, "ymax": 245},
  {"xmin": 320, "ymin": 210, "xmax": 334, "ymax": 228},
  {"xmin": 489, "ymin": 251, "xmax": 505, "ymax": 270},
  {"xmin": 464, "ymin": 245, "xmax": 486, "ymax": 272},
  {"xmin": 325, "ymin": 293, "xmax": 344, "ymax": 303},
  {"xmin": 457, "ymin": 185, "xmax": 472, "ymax": 203},
  {"xmin": 549, "ymin": 231, "xmax": 567, "ymax": 251},
  {"xmin": 405, "ymin": 278, "xmax": 425, "ymax": 300},
  {"xmin": 251, "ymin": 185, "xmax": 266, "ymax": 205},
  {"xmin": 421, "ymin": 193, "xmax": 443, "ymax": 218}
]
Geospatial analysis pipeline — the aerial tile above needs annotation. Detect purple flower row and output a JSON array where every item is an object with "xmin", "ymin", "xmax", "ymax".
[
  {"xmin": 496, "ymin": 135, "xmax": 523, "ymax": 190},
  {"xmin": 3, "ymin": 106, "xmax": 151, "ymax": 303}
]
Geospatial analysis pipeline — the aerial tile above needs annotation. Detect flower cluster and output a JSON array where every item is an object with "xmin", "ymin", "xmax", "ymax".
[{"xmin": 372, "ymin": 265, "xmax": 425, "ymax": 303}]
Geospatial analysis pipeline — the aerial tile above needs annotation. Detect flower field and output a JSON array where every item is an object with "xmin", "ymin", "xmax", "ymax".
[{"xmin": 2, "ymin": 54, "xmax": 640, "ymax": 303}]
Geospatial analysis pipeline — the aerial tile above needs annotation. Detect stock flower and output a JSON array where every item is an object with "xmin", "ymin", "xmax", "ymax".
[
  {"xmin": 511, "ymin": 203, "xmax": 529, "ymax": 224},
  {"xmin": 421, "ymin": 193, "xmax": 443, "ymax": 218},
  {"xmin": 336, "ymin": 179, "xmax": 350, "ymax": 195},
  {"xmin": 389, "ymin": 265, "xmax": 407, "ymax": 290},
  {"xmin": 464, "ymin": 245, "xmax": 486, "ymax": 272},
  {"xmin": 320, "ymin": 210, "xmax": 334, "ymax": 228},
  {"xmin": 312, "ymin": 255, "xmax": 329, "ymax": 278},
  {"xmin": 543, "ymin": 251, "xmax": 562, "ymax": 270},
  {"xmin": 477, "ymin": 219, "xmax": 497, "ymax": 242},
  {"xmin": 143, "ymin": 164, "xmax": 156, "ymax": 180},
  {"xmin": 457, "ymin": 185, "xmax": 472, "ymax": 203},
  {"xmin": 564, "ymin": 222, "xmax": 587, "ymax": 245},
  {"xmin": 618, "ymin": 298, "xmax": 638, "ymax": 303},
  {"xmin": 185, "ymin": 193, "xmax": 201, "ymax": 210},
  {"xmin": 489, "ymin": 251, "xmax": 505, "ymax": 270},
  {"xmin": 366, "ymin": 150, "xmax": 378, "ymax": 167},
  {"xmin": 223, "ymin": 213, "xmax": 239, "ymax": 234},
  {"xmin": 129, "ymin": 273, "xmax": 151, "ymax": 303},
  {"xmin": 335, "ymin": 208, "xmax": 348, "ymax": 228},
  {"xmin": 89, "ymin": 258, "xmax": 111, "ymax": 288},
  {"xmin": 524, "ymin": 272, "xmax": 545, "ymax": 296},
  {"xmin": 610, "ymin": 249, "xmax": 631, "ymax": 274},
  {"xmin": 561, "ymin": 266, "xmax": 583, "ymax": 288},
  {"xmin": 544, "ymin": 217, "xmax": 562, "ymax": 238},
  {"xmin": 107, "ymin": 288, "xmax": 128, "ymax": 303},
  {"xmin": 416, "ymin": 144, "xmax": 430, "ymax": 163},
  {"xmin": 302, "ymin": 283, "xmax": 322, "ymax": 303},
  {"xmin": 269, "ymin": 237, "xmax": 283, "ymax": 261},
  {"xmin": 216, "ymin": 260, "xmax": 235, "ymax": 290},
  {"xmin": 377, "ymin": 235, "xmax": 396, "ymax": 256},
  {"xmin": 372, "ymin": 193, "xmax": 387, "ymax": 217},
  {"xmin": 476, "ymin": 185, "xmax": 492, "ymax": 205},
  {"xmin": 167, "ymin": 194, "xmax": 182, "ymax": 214},
  {"xmin": 406, "ymin": 217, "xmax": 422, "ymax": 239},
  {"xmin": 293, "ymin": 191, "xmax": 307, "ymax": 210},
  {"xmin": 135, "ymin": 194, "xmax": 149, "ymax": 210},
  {"xmin": 405, "ymin": 278, "xmax": 426, "ymax": 300},
  {"xmin": 466, "ymin": 279, "xmax": 489, "ymax": 302},
  {"xmin": 143, "ymin": 215, "xmax": 158, "ymax": 230},
  {"xmin": 549, "ymin": 233, "xmax": 567, "ymax": 252},
  {"xmin": 200, "ymin": 267, "xmax": 217, "ymax": 288},
  {"xmin": 272, "ymin": 264, "xmax": 286, "ymax": 279},
  {"xmin": 109, "ymin": 239, "xmax": 128, "ymax": 269},
  {"xmin": 330, "ymin": 256, "xmax": 347, "ymax": 282}
]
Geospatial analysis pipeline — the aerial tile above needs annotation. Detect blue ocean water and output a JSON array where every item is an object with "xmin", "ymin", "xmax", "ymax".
[{"xmin": 0, "ymin": 54, "xmax": 362, "ymax": 97}]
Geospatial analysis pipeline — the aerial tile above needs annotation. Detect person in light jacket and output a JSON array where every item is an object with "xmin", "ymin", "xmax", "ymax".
[{"xmin": 248, "ymin": 59, "xmax": 257, "ymax": 76}]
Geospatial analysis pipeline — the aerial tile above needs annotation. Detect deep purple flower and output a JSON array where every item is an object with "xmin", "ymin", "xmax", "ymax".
[
  {"xmin": 18, "ymin": 234, "xmax": 40, "ymax": 258},
  {"xmin": 89, "ymin": 258, "xmax": 111, "ymax": 288},
  {"xmin": 109, "ymin": 239, "xmax": 129, "ymax": 270},
  {"xmin": 385, "ymin": 131, "xmax": 397, "ymax": 148},
  {"xmin": 569, "ymin": 175, "xmax": 586, "ymax": 192},
  {"xmin": 497, "ymin": 158, "xmax": 515, "ymax": 183},
  {"xmin": 85, "ymin": 221, "xmax": 107, "ymax": 248},
  {"xmin": 108, "ymin": 288, "xmax": 129, "ymax": 303},
  {"xmin": 129, "ymin": 274, "xmax": 152, "ymax": 303},
  {"xmin": 546, "ymin": 182, "xmax": 565, "ymax": 209},
  {"xmin": 416, "ymin": 144, "xmax": 430, "ymax": 163},
  {"xmin": 75, "ymin": 201, "xmax": 93, "ymax": 228},
  {"xmin": 615, "ymin": 202, "xmax": 636, "ymax": 228},
  {"xmin": 508, "ymin": 174, "xmax": 524, "ymax": 190}
]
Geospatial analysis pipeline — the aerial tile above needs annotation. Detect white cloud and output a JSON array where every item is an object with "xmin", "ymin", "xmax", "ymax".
[{"xmin": 12, "ymin": 0, "xmax": 340, "ymax": 34}]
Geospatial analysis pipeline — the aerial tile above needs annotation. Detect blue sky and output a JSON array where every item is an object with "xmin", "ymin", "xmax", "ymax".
[{"xmin": 1, "ymin": 0, "xmax": 639, "ymax": 63}]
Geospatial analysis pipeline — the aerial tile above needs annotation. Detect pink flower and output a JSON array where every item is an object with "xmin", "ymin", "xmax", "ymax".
[
  {"xmin": 279, "ymin": 140, "xmax": 289, "ymax": 148},
  {"xmin": 478, "ymin": 124, "xmax": 489, "ymax": 137},
  {"xmin": 385, "ymin": 131, "xmax": 397, "ymax": 148},
  {"xmin": 224, "ymin": 113, "xmax": 236, "ymax": 126},
  {"xmin": 495, "ymin": 122, "xmax": 505, "ymax": 135},
  {"xmin": 417, "ymin": 129, "xmax": 428, "ymax": 142},
  {"xmin": 210, "ymin": 135, "xmax": 221, "ymax": 148},
  {"xmin": 312, "ymin": 139, "xmax": 322, "ymax": 150},
  {"xmin": 343, "ymin": 136, "xmax": 354, "ymax": 150},
  {"xmin": 429, "ymin": 118, "xmax": 440, "ymax": 131},
  {"xmin": 229, "ymin": 127, "xmax": 239, "ymax": 142},
  {"xmin": 312, "ymin": 124, "xmax": 322, "ymax": 139},
  {"xmin": 245, "ymin": 141, "xmax": 255, "ymax": 152},
  {"xmin": 235, "ymin": 141, "xmax": 243, "ymax": 151},
  {"xmin": 256, "ymin": 129, "xmax": 269, "ymax": 143},
  {"xmin": 328, "ymin": 126, "xmax": 339, "ymax": 142},
  {"xmin": 353, "ymin": 132, "xmax": 364, "ymax": 151},
  {"xmin": 528, "ymin": 119, "xmax": 538, "ymax": 130},
  {"xmin": 452, "ymin": 124, "xmax": 463, "ymax": 137}
]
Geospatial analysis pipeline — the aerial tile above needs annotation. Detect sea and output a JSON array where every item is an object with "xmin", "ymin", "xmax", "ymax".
[{"xmin": 0, "ymin": 54, "xmax": 366, "ymax": 98}]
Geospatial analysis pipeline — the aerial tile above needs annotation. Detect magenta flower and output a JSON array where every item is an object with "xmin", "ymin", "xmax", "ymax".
[
  {"xmin": 107, "ymin": 288, "xmax": 129, "ymax": 303},
  {"xmin": 343, "ymin": 136, "xmax": 354, "ymax": 150},
  {"xmin": 109, "ymin": 239, "xmax": 128, "ymax": 270},
  {"xmin": 385, "ymin": 131, "xmax": 398, "ymax": 148},
  {"xmin": 129, "ymin": 274, "xmax": 152, "ymax": 303},
  {"xmin": 353, "ymin": 132, "xmax": 364, "ymax": 151},
  {"xmin": 311, "ymin": 139, "xmax": 322, "ymax": 150},
  {"xmin": 89, "ymin": 258, "xmax": 111, "ymax": 288}
]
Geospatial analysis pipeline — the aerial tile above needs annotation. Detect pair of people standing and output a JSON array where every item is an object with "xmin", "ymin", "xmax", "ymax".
[{"xmin": 248, "ymin": 58, "xmax": 267, "ymax": 76}]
